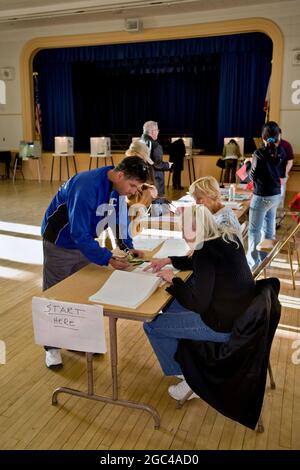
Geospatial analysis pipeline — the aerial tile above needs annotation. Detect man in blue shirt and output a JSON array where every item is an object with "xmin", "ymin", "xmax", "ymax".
[{"xmin": 41, "ymin": 156, "xmax": 149, "ymax": 368}]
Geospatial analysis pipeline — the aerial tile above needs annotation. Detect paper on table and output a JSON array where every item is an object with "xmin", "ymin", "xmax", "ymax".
[
  {"xmin": 153, "ymin": 238, "xmax": 190, "ymax": 258},
  {"xmin": 89, "ymin": 270, "xmax": 161, "ymax": 309},
  {"xmin": 133, "ymin": 235, "xmax": 165, "ymax": 251},
  {"xmin": 222, "ymin": 201, "xmax": 243, "ymax": 210}
]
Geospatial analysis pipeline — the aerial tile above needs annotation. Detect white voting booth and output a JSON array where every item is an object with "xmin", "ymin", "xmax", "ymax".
[
  {"xmin": 90, "ymin": 137, "xmax": 111, "ymax": 157},
  {"xmin": 171, "ymin": 137, "xmax": 193, "ymax": 158},
  {"xmin": 224, "ymin": 137, "xmax": 244, "ymax": 157},
  {"xmin": 89, "ymin": 137, "xmax": 113, "ymax": 169},
  {"xmin": 52, "ymin": 136, "xmax": 77, "ymax": 182},
  {"xmin": 54, "ymin": 136, "xmax": 74, "ymax": 155}
]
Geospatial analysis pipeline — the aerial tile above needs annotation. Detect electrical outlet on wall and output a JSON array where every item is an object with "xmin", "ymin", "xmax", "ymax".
[{"xmin": 0, "ymin": 67, "xmax": 15, "ymax": 80}]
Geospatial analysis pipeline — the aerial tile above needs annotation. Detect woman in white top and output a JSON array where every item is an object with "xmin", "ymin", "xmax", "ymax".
[
  {"xmin": 145, "ymin": 176, "xmax": 243, "ymax": 274},
  {"xmin": 189, "ymin": 176, "xmax": 243, "ymax": 244}
]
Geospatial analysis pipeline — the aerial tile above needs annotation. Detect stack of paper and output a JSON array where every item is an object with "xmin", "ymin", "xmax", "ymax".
[
  {"xmin": 222, "ymin": 201, "xmax": 243, "ymax": 210},
  {"xmin": 132, "ymin": 235, "xmax": 165, "ymax": 251},
  {"xmin": 89, "ymin": 270, "xmax": 161, "ymax": 309},
  {"xmin": 153, "ymin": 238, "xmax": 191, "ymax": 258}
]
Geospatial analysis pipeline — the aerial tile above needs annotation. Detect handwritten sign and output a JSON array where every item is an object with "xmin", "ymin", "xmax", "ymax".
[{"xmin": 32, "ymin": 297, "xmax": 106, "ymax": 353}]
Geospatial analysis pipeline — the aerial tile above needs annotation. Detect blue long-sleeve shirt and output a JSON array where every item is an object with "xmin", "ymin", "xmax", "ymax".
[{"xmin": 41, "ymin": 167, "xmax": 133, "ymax": 265}]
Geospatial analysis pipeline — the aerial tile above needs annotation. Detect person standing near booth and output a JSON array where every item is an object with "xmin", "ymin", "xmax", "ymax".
[
  {"xmin": 246, "ymin": 121, "xmax": 286, "ymax": 270},
  {"xmin": 141, "ymin": 120, "xmax": 172, "ymax": 196},
  {"xmin": 169, "ymin": 138, "xmax": 186, "ymax": 190}
]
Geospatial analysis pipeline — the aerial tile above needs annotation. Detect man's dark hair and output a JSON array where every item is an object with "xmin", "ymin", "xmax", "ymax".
[{"xmin": 114, "ymin": 156, "xmax": 149, "ymax": 182}]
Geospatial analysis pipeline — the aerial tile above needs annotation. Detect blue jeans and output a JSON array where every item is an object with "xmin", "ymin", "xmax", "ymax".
[
  {"xmin": 246, "ymin": 193, "xmax": 282, "ymax": 269},
  {"xmin": 143, "ymin": 299, "xmax": 230, "ymax": 376}
]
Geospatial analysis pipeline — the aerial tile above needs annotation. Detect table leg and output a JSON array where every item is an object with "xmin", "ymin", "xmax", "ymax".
[
  {"xmin": 59, "ymin": 156, "xmax": 62, "ymax": 181},
  {"xmin": 50, "ymin": 156, "xmax": 55, "ymax": 182},
  {"xmin": 187, "ymin": 160, "xmax": 191, "ymax": 185},
  {"xmin": 66, "ymin": 156, "xmax": 70, "ymax": 179},
  {"xmin": 73, "ymin": 155, "xmax": 77, "ymax": 174},
  {"xmin": 191, "ymin": 157, "xmax": 196, "ymax": 181},
  {"xmin": 51, "ymin": 318, "xmax": 160, "ymax": 429}
]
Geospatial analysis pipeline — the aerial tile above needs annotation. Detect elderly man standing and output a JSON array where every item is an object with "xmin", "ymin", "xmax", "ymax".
[{"xmin": 141, "ymin": 120, "xmax": 172, "ymax": 196}]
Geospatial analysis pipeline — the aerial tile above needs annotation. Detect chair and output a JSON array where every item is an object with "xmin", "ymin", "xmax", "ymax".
[
  {"xmin": 241, "ymin": 221, "xmax": 248, "ymax": 244},
  {"xmin": 174, "ymin": 278, "xmax": 281, "ymax": 432},
  {"xmin": 254, "ymin": 221, "xmax": 300, "ymax": 289},
  {"xmin": 12, "ymin": 153, "xmax": 25, "ymax": 183},
  {"xmin": 253, "ymin": 137, "xmax": 263, "ymax": 150},
  {"xmin": 0, "ymin": 150, "xmax": 11, "ymax": 179}
]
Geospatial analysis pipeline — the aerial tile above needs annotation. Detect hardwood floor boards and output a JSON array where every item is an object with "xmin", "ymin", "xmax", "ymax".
[{"xmin": 0, "ymin": 180, "xmax": 299, "ymax": 450}]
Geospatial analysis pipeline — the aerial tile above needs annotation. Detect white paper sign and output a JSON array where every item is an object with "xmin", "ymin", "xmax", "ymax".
[{"xmin": 32, "ymin": 297, "xmax": 106, "ymax": 353}]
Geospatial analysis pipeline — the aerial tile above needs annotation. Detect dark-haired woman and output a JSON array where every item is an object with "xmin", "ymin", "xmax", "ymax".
[{"xmin": 246, "ymin": 121, "xmax": 286, "ymax": 269}]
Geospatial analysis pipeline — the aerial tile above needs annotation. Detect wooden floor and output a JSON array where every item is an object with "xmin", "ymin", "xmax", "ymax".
[{"xmin": 0, "ymin": 179, "xmax": 299, "ymax": 450}]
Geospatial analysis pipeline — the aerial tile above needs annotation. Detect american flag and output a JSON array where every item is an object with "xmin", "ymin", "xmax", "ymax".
[
  {"xmin": 263, "ymin": 74, "xmax": 271, "ymax": 121},
  {"xmin": 33, "ymin": 72, "xmax": 42, "ymax": 139}
]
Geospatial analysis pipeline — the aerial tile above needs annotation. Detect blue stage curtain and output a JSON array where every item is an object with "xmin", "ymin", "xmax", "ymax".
[{"xmin": 34, "ymin": 33, "xmax": 272, "ymax": 153}]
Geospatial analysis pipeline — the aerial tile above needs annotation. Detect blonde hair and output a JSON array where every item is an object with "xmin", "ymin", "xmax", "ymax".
[
  {"xmin": 189, "ymin": 176, "xmax": 221, "ymax": 201},
  {"xmin": 125, "ymin": 140, "xmax": 152, "ymax": 163},
  {"xmin": 194, "ymin": 205, "xmax": 239, "ymax": 249}
]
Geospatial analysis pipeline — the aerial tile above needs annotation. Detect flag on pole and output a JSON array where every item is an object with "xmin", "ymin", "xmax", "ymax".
[
  {"xmin": 263, "ymin": 74, "xmax": 271, "ymax": 121},
  {"xmin": 33, "ymin": 72, "xmax": 42, "ymax": 140}
]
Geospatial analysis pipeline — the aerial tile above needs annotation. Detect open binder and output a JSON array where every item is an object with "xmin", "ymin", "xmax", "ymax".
[{"xmin": 89, "ymin": 270, "xmax": 161, "ymax": 309}]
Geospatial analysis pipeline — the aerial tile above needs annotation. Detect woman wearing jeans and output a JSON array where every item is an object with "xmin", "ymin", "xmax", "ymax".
[
  {"xmin": 143, "ymin": 205, "xmax": 255, "ymax": 401},
  {"xmin": 246, "ymin": 121, "xmax": 286, "ymax": 270}
]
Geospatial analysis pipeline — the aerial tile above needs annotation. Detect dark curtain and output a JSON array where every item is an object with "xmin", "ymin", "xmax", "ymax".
[
  {"xmin": 34, "ymin": 33, "xmax": 272, "ymax": 153},
  {"xmin": 217, "ymin": 51, "xmax": 271, "ymax": 150},
  {"xmin": 71, "ymin": 56, "xmax": 220, "ymax": 152}
]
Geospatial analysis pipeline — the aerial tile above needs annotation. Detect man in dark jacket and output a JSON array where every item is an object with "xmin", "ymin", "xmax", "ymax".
[
  {"xmin": 169, "ymin": 138, "xmax": 186, "ymax": 189},
  {"xmin": 141, "ymin": 121, "xmax": 172, "ymax": 196}
]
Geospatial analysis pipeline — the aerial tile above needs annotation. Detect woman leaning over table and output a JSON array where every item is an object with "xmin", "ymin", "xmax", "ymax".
[
  {"xmin": 143, "ymin": 205, "xmax": 255, "ymax": 401},
  {"xmin": 246, "ymin": 121, "xmax": 286, "ymax": 270}
]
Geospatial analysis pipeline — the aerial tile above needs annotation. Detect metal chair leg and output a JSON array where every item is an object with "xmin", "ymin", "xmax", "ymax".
[
  {"xmin": 73, "ymin": 155, "xmax": 77, "ymax": 174},
  {"xmin": 50, "ymin": 156, "xmax": 55, "ymax": 182},
  {"xmin": 288, "ymin": 244, "xmax": 296, "ymax": 289},
  {"xmin": 12, "ymin": 157, "xmax": 18, "ymax": 184},
  {"xmin": 268, "ymin": 361, "xmax": 276, "ymax": 389},
  {"xmin": 257, "ymin": 415, "xmax": 264, "ymax": 433}
]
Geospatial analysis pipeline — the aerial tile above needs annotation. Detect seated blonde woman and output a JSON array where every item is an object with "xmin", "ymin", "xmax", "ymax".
[
  {"xmin": 125, "ymin": 140, "xmax": 158, "ymax": 237},
  {"xmin": 189, "ymin": 176, "xmax": 242, "ymax": 244},
  {"xmin": 145, "ymin": 175, "xmax": 243, "ymax": 274},
  {"xmin": 125, "ymin": 140, "xmax": 158, "ymax": 208},
  {"xmin": 144, "ymin": 205, "xmax": 255, "ymax": 401}
]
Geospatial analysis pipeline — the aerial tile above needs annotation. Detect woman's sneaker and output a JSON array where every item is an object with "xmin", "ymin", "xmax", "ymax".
[
  {"xmin": 168, "ymin": 380, "xmax": 199, "ymax": 401},
  {"xmin": 45, "ymin": 349, "xmax": 63, "ymax": 369}
]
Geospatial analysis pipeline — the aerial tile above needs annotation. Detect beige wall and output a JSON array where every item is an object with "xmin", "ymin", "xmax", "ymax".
[{"xmin": 0, "ymin": 1, "xmax": 300, "ymax": 152}]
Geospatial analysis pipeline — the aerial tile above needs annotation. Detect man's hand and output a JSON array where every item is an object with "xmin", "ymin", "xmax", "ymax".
[
  {"xmin": 129, "ymin": 249, "xmax": 144, "ymax": 259},
  {"xmin": 109, "ymin": 257, "xmax": 130, "ymax": 270},
  {"xmin": 157, "ymin": 269, "xmax": 175, "ymax": 283},
  {"xmin": 144, "ymin": 258, "xmax": 171, "ymax": 273}
]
